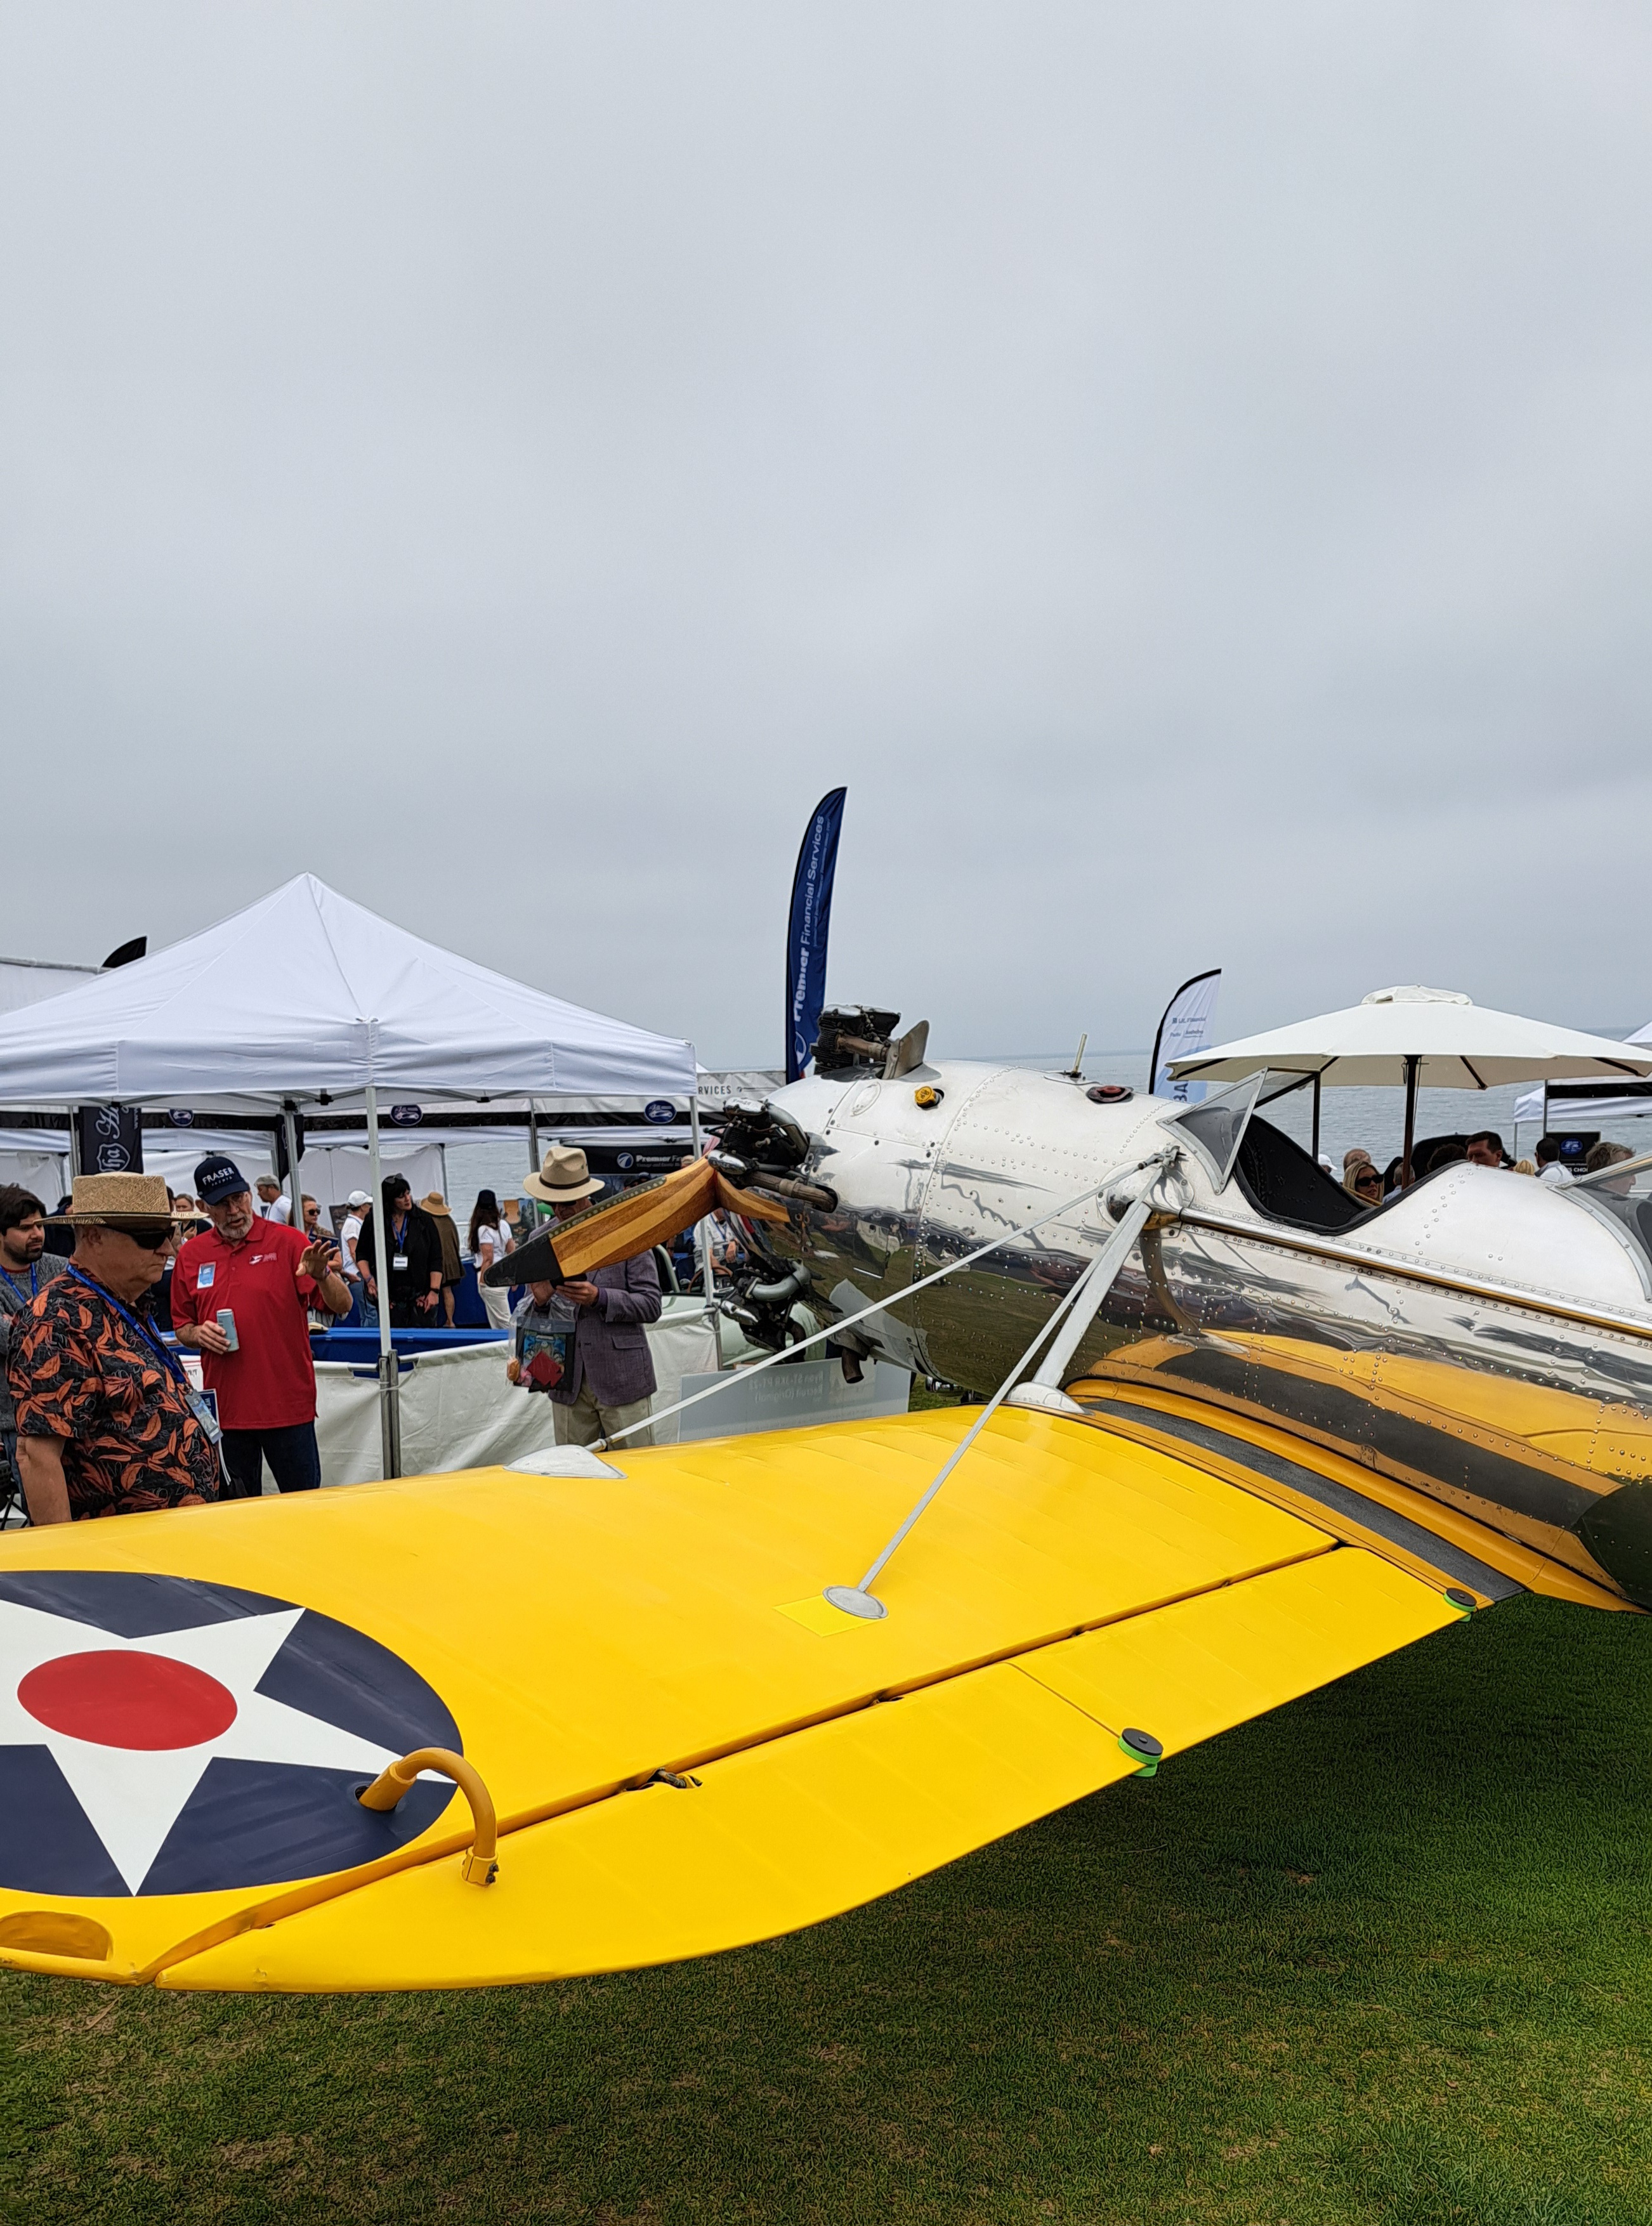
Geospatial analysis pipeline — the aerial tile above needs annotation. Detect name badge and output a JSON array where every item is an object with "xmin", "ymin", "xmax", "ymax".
[
  {"xmin": 393, "ymin": 1253, "xmax": 409, "ymax": 1271},
  {"xmin": 197, "ymin": 1262, "xmax": 216, "ymax": 1289},
  {"xmin": 185, "ymin": 1386, "xmax": 223, "ymax": 1446}
]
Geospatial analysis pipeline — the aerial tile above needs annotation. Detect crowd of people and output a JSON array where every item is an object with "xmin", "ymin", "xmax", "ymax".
[
  {"xmin": 4, "ymin": 1118, "xmax": 1639, "ymax": 1531},
  {"xmin": 0, "ymin": 1139, "xmax": 676, "ymax": 1527},
  {"xmin": 1329, "ymin": 1129, "xmax": 1636, "ymax": 1204}
]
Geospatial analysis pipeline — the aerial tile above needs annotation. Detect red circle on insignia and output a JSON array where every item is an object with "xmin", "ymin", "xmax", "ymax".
[{"xmin": 18, "ymin": 1650, "xmax": 239, "ymax": 1750}]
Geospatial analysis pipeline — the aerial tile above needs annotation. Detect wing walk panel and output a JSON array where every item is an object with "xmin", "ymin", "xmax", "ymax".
[{"xmin": 160, "ymin": 1549, "xmax": 1456, "ymax": 1992}]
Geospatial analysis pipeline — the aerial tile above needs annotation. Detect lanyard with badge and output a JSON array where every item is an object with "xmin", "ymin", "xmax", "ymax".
[
  {"xmin": 392, "ymin": 1213, "xmax": 409, "ymax": 1273},
  {"xmin": 65, "ymin": 1265, "xmax": 225, "ymax": 1449}
]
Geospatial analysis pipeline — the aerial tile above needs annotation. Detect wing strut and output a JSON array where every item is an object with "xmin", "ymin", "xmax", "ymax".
[
  {"xmin": 599, "ymin": 1147, "xmax": 1182, "ymax": 1455},
  {"xmin": 823, "ymin": 1153, "xmax": 1179, "ymax": 1621}
]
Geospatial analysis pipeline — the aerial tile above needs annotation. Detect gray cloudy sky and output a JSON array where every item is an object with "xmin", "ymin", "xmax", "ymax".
[{"xmin": 3, "ymin": 3, "xmax": 1649, "ymax": 1066}]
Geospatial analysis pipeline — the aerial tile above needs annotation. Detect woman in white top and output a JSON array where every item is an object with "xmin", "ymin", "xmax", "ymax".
[
  {"xmin": 468, "ymin": 1189, "xmax": 516, "ymax": 1329},
  {"xmin": 339, "ymin": 1189, "xmax": 372, "ymax": 1325}
]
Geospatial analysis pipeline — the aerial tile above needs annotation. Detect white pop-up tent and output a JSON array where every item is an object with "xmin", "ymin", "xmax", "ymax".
[
  {"xmin": 0, "ymin": 874, "xmax": 699, "ymax": 1473},
  {"xmin": 1512, "ymin": 1018, "xmax": 1652, "ymax": 1131},
  {"xmin": 0, "ymin": 956, "xmax": 103, "ymax": 1019},
  {"xmin": 0, "ymin": 874, "xmax": 696, "ymax": 1109}
]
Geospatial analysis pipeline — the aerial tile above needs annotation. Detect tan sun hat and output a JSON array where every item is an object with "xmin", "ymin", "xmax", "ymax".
[
  {"xmin": 420, "ymin": 1191, "xmax": 452, "ymax": 1217},
  {"xmin": 54, "ymin": 1172, "xmax": 176, "ymax": 1224},
  {"xmin": 522, "ymin": 1145, "xmax": 604, "ymax": 1205}
]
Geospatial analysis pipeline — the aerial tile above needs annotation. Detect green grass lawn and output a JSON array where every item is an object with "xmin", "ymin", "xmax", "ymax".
[{"xmin": 3, "ymin": 1593, "xmax": 1649, "ymax": 2225}]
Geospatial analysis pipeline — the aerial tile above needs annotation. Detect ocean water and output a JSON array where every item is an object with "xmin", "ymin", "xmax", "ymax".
[{"xmin": 435, "ymin": 1049, "xmax": 1649, "ymax": 1234}]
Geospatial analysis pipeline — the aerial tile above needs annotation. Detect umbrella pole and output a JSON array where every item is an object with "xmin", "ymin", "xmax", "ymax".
[
  {"xmin": 1311, "ymin": 1072, "xmax": 1321, "ymax": 1163},
  {"xmin": 365, "ymin": 1085, "xmax": 400, "ymax": 1479},
  {"xmin": 1401, "ymin": 1055, "xmax": 1420, "ymax": 1187}
]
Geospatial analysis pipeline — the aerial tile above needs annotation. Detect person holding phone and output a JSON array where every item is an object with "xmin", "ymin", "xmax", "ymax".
[{"xmin": 171, "ymin": 1155, "xmax": 352, "ymax": 1498}]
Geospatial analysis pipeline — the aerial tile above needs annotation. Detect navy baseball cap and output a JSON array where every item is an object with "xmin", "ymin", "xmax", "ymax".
[{"xmin": 193, "ymin": 1155, "xmax": 251, "ymax": 1205}]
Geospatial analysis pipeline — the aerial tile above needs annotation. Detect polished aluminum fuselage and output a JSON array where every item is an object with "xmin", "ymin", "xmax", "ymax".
[{"xmin": 761, "ymin": 1061, "xmax": 1652, "ymax": 1608}]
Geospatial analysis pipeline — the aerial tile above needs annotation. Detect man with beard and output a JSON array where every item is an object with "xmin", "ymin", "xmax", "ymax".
[{"xmin": 171, "ymin": 1154, "xmax": 352, "ymax": 1497}]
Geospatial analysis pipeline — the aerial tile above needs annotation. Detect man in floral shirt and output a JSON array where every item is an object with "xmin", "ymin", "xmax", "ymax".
[{"xmin": 10, "ymin": 1174, "xmax": 221, "ymax": 1524}]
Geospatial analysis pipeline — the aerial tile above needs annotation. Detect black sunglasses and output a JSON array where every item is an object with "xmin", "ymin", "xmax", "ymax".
[{"xmin": 103, "ymin": 1222, "xmax": 176, "ymax": 1251}]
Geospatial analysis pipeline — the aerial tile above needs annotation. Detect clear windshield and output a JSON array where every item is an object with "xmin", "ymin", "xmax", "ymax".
[
  {"xmin": 1565, "ymin": 1154, "xmax": 1652, "ymax": 1299},
  {"xmin": 1163, "ymin": 1071, "xmax": 1266, "ymax": 1193}
]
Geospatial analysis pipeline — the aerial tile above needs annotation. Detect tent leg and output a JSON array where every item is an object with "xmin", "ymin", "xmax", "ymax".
[
  {"xmin": 366, "ymin": 1085, "xmax": 400, "ymax": 1479},
  {"xmin": 690, "ymin": 1099, "xmax": 723, "ymax": 1368},
  {"xmin": 1311, "ymin": 1073, "xmax": 1321, "ymax": 1164},
  {"xmin": 1401, "ymin": 1054, "xmax": 1419, "ymax": 1187},
  {"xmin": 282, "ymin": 1104, "xmax": 303, "ymax": 1234},
  {"xmin": 528, "ymin": 1107, "xmax": 540, "ymax": 1181}
]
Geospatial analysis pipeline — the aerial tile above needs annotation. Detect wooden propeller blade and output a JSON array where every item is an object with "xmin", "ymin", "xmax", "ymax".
[
  {"xmin": 482, "ymin": 1159, "xmax": 796, "ymax": 1287},
  {"xmin": 551, "ymin": 1162, "xmax": 718, "ymax": 1278}
]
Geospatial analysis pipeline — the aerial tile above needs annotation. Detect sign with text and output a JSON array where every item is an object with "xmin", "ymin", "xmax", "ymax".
[{"xmin": 73, "ymin": 1104, "xmax": 143, "ymax": 1175}]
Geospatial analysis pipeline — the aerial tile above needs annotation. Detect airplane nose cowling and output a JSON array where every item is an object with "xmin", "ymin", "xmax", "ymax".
[{"xmin": 1573, "ymin": 1481, "xmax": 1652, "ymax": 1610}]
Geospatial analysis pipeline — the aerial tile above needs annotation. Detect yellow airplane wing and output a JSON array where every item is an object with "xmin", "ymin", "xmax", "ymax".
[{"xmin": 0, "ymin": 1408, "xmax": 1495, "ymax": 1993}]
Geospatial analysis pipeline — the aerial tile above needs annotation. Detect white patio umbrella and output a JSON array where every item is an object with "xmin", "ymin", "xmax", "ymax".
[{"xmin": 1168, "ymin": 985, "xmax": 1652, "ymax": 1181}]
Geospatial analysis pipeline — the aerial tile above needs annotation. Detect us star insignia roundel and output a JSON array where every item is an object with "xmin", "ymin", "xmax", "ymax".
[{"xmin": 0, "ymin": 1572, "xmax": 462, "ymax": 1899}]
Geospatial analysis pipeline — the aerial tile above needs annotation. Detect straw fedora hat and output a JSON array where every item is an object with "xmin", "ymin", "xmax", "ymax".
[
  {"xmin": 54, "ymin": 1173, "xmax": 176, "ymax": 1224},
  {"xmin": 522, "ymin": 1145, "xmax": 604, "ymax": 1205},
  {"xmin": 420, "ymin": 1191, "xmax": 452, "ymax": 1217}
]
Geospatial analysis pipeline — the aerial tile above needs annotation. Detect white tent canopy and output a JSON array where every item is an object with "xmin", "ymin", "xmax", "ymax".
[
  {"xmin": 0, "ymin": 875, "xmax": 701, "ymax": 1483},
  {"xmin": 1512, "ymin": 1016, "xmax": 1652, "ymax": 1127},
  {"xmin": 1170, "ymin": 985, "xmax": 1652, "ymax": 1091},
  {"xmin": 0, "ymin": 874, "xmax": 697, "ymax": 1111},
  {"xmin": 0, "ymin": 957, "xmax": 102, "ymax": 1019}
]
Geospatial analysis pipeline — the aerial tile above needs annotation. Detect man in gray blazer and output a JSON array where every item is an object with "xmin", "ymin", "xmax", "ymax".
[{"xmin": 509, "ymin": 1148, "xmax": 662, "ymax": 1449}]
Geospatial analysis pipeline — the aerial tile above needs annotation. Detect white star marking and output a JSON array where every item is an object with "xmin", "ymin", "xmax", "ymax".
[{"xmin": 0, "ymin": 1601, "xmax": 407, "ymax": 1892}]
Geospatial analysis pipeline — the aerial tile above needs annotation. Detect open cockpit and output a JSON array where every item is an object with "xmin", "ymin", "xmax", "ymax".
[{"xmin": 1160, "ymin": 1076, "xmax": 1652, "ymax": 1302}]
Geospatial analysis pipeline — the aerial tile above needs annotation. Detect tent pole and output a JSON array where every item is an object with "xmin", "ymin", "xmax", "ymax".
[
  {"xmin": 282, "ymin": 1103, "xmax": 303, "ymax": 1233},
  {"xmin": 528, "ymin": 1104, "xmax": 540, "ymax": 1181},
  {"xmin": 690, "ymin": 1096, "xmax": 723, "ymax": 1368},
  {"xmin": 365, "ymin": 1085, "xmax": 400, "ymax": 1479},
  {"xmin": 1401, "ymin": 1055, "xmax": 1420, "ymax": 1187},
  {"xmin": 1311, "ymin": 1072, "xmax": 1321, "ymax": 1163}
]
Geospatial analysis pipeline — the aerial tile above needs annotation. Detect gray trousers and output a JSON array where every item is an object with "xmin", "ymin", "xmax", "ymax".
[{"xmin": 553, "ymin": 1383, "xmax": 653, "ymax": 1451}]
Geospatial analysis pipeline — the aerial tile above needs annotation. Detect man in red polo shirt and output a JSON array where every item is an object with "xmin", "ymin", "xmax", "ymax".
[{"xmin": 172, "ymin": 1155, "xmax": 352, "ymax": 1497}]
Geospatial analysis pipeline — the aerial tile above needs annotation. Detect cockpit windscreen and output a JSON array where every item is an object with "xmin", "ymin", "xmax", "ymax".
[
  {"xmin": 1566, "ymin": 1154, "xmax": 1652, "ymax": 1300},
  {"xmin": 1162, "ymin": 1071, "xmax": 1266, "ymax": 1193}
]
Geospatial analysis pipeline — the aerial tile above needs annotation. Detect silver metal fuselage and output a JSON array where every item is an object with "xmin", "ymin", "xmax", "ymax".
[{"xmin": 759, "ymin": 1060, "xmax": 1652, "ymax": 1609}]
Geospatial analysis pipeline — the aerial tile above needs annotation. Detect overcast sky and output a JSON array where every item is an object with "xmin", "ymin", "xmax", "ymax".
[{"xmin": 3, "ymin": 3, "xmax": 1649, "ymax": 1065}]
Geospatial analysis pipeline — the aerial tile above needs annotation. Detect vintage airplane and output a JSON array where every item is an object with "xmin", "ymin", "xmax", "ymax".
[{"xmin": 1, "ymin": 1007, "xmax": 1648, "ymax": 1994}]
